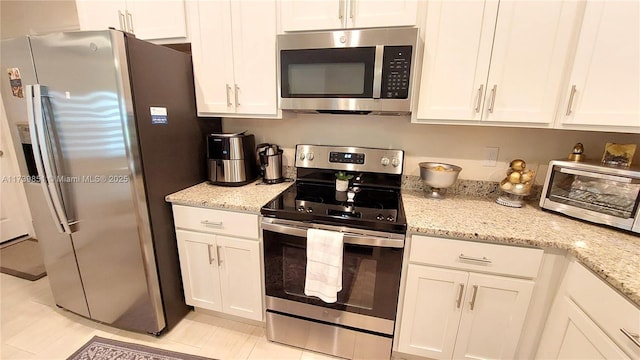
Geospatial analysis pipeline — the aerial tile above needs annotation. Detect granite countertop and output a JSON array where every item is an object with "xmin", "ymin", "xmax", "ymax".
[
  {"xmin": 402, "ymin": 190, "xmax": 640, "ymax": 307},
  {"xmin": 165, "ymin": 179, "xmax": 294, "ymax": 213},
  {"xmin": 165, "ymin": 180, "xmax": 639, "ymax": 306}
]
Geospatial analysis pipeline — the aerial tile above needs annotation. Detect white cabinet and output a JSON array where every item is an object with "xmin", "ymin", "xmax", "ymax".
[
  {"xmin": 279, "ymin": 0, "xmax": 418, "ymax": 32},
  {"xmin": 551, "ymin": 298, "xmax": 629, "ymax": 359},
  {"xmin": 415, "ymin": 0, "xmax": 580, "ymax": 126},
  {"xmin": 173, "ymin": 205, "xmax": 263, "ymax": 322},
  {"xmin": 189, "ymin": 0, "xmax": 278, "ymax": 117},
  {"xmin": 397, "ymin": 235, "xmax": 543, "ymax": 360},
  {"xmin": 537, "ymin": 261, "xmax": 640, "ymax": 359},
  {"xmin": 556, "ymin": 1, "xmax": 640, "ymax": 133},
  {"xmin": 75, "ymin": 0, "xmax": 189, "ymax": 43}
]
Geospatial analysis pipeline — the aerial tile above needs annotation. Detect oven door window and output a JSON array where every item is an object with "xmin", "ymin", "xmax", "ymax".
[
  {"xmin": 264, "ymin": 230, "xmax": 403, "ymax": 320},
  {"xmin": 547, "ymin": 168, "xmax": 640, "ymax": 219},
  {"xmin": 280, "ymin": 47, "xmax": 375, "ymax": 98}
]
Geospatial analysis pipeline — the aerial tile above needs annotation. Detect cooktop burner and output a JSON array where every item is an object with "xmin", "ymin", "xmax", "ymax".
[
  {"xmin": 261, "ymin": 182, "xmax": 406, "ymax": 233},
  {"xmin": 260, "ymin": 145, "xmax": 407, "ymax": 234}
]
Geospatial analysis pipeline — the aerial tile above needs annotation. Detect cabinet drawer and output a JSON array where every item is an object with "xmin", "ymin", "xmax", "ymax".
[
  {"xmin": 172, "ymin": 205, "xmax": 259, "ymax": 239},
  {"xmin": 566, "ymin": 262, "xmax": 640, "ymax": 358},
  {"xmin": 410, "ymin": 235, "xmax": 543, "ymax": 278}
]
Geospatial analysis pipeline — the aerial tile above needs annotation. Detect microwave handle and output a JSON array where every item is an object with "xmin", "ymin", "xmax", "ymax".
[
  {"xmin": 559, "ymin": 167, "xmax": 638, "ymax": 184},
  {"xmin": 372, "ymin": 45, "xmax": 384, "ymax": 99}
]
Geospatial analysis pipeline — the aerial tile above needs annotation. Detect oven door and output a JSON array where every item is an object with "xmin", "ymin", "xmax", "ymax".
[{"xmin": 262, "ymin": 218, "xmax": 404, "ymax": 335}]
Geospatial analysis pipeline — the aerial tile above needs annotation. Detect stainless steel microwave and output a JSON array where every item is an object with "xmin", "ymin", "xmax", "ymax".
[
  {"xmin": 278, "ymin": 27, "xmax": 419, "ymax": 115},
  {"xmin": 540, "ymin": 160, "xmax": 640, "ymax": 233}
]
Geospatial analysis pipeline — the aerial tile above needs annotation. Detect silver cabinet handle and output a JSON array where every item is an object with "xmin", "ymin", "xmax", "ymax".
[
  {"xmin": 226, "ymin": 84, "xmax": 232, "ymax": 106},
  {"xmin": 207, "ymin": 244, "xmax": 215, "ymax": 264},
  {"xmin": 125, "ymin": 10, "xmax": 134, "ymax": 33},
  {"xmin": 200, "ymin": 220, "xmax": 223, "ymax": 227},
  {"xmin": 339, "ymin": 0, "xmax": 345, "ymax": 19},
  {"xmin": 234, "ymin": 84, "xmax": 240, "ymax": 107},
  {"xmin": 118, "ymin": 10, "xmax": 125, "ymax": 31},
  {"xmin": 459, "ymin": 254, "xmax": 492, "ymax": 264},
  {"xmin": 349, "ymin": 0, "xmax": 355, "ymax": 19},
  {"xmin": 474, "ymin": 84, "xmax": 484, "ymax": 113},
  {"xmin": 469, "ymin": 285, "xmax": 479, "ymax": 310},
  {"xmin": 488, "ymin": 84, "xmax": 497, "ymax": 113},
  {"xmin": 620, "ymin": 328, "xmax": 640, "ymax": 348},
  {"xmin": 216, "ymin": 245, "xmax": 223, "ymax": 266},
  {"xmin": 456, "ymin": 283, "xmax": 464, "ymax": 309},
  {"xmin": 565, "ymin": 85, "xmax": 577, "ymax": 116}
]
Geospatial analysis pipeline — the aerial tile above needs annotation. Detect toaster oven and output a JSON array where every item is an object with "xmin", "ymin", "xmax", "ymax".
[{"xmin": 540, "ymin": 160, "xmax": 640, "ymax": 233}]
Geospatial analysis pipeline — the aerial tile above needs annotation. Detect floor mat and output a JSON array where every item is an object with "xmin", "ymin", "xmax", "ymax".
[
  {"xmin": 67, "ymin": 336, "xmax": 213, "ymax": 360},
  {"xmin": 0, "ymin": 238, "xmax": 46, "ymax": 281}
]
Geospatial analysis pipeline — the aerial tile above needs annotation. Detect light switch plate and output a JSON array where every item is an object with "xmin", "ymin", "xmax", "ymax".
[{"xmin": 483, "ymin": 147, "xmax": 499, "ymax": 167}]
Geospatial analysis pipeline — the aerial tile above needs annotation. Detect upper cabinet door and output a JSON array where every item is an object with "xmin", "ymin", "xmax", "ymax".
[
  {"xmin": 190, "ymin": 0, "xmax": 278, "ymax": 117},
  {"xmin": 126, "ymin": 0, "xmax": 188, "ymax": 41},
  {"xmin": 348, "ymin": 0, "xmax": 418, "ymax": 29},
  {"xmin": 280, "ymin": 0, "xmax": 344, "ymax": 31},
  {"xmin": 76, "ymin": 0, "xmax": 126, "ymax": 32},
  {"xmin": 416, "ymin": 0, "xmax": 498, "ymax": 121},
  {"xmin": 190, "ymin": 0, "xmax": 236, "ymax": 114},
  {"xmin": 415, "ymin": 0, "xmax": 581, "ymax": 127},
  {"xmin": 483, "ymin": 0, "xmax": 581, "ymax": 124},
  {"xmin": 280, "ymin": 0, "xmax": 418, "ymax": 31},
  {"xmin": 75, "ymin": 0, "xmax": 189, "ymax": 43},
  {"xmin": 558, "ymin": 1, "xmax": 640, "ymax": 133},
  {"xmin": 230, "ymin": 0, "xmax": 278, "ymax": 116}
]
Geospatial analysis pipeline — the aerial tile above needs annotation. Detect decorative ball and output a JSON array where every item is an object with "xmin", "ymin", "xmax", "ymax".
[{"xmin": 510, "ymin": 159, "xmax": 526, "ymax": 171}]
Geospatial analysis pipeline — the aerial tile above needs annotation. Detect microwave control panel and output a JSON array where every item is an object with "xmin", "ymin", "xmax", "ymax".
[{"xmin": 381, "ymin": 46, "xmax": 413, "ymax": 99}]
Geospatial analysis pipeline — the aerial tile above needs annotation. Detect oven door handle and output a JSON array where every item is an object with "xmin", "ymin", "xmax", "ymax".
[{"xmin": 261, "ymin": 220, "xmax": 404, "ymax": 248}]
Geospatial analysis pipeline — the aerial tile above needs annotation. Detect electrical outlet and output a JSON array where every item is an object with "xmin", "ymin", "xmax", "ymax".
[{"xmin": 483, "ymin": 147, "xmax": 499, "ymax": 167}]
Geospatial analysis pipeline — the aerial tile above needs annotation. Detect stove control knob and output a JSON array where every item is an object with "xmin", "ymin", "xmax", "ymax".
[
  {"xmin": 376, "ymin": 214, "xmax": 385, "ymax": 221},
  {"xmin": 391, "ymin": 157, "xmax": 401, "ymax": 167},
  {"xmin": 381, "ymin": 157, "xmax": 390, "ymax": 166},
  {"xmin": 306, "ymin": 207, "xmax": 313, "ymax": 213},
  {"xmin": 297, "ymin": 206, "xmax": 305, "ymax": 212},
  {"xmin": 307, "ymin": 152, "xmax": 315, "ymax": 160},
  {"xmin": 386, "ymin": 215, "xmax": 395, "ymax": 221},
  {"xmin": 299, "ymin": 153, "xmax": 306, "ymax": 161}
]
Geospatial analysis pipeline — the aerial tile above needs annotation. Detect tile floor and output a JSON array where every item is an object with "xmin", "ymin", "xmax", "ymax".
[{"xmin": 0, "ymin": 273, "xmax": 340, "ymax": 359}]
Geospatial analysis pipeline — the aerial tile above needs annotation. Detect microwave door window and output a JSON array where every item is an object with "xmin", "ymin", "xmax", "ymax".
[
  {"xmin": 288, "ymin": 63, "xmax": 365, "ymax": 95},
  {"xmin": 548, "ymin": 170, "xmax": 640, "ymax": 218},
  {"xmin": 281, "ymin": 47, "xmax": 375, "ymax": 98}
]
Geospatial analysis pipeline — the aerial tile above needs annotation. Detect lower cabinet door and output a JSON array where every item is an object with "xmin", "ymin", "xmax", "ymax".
[
  {"xmin": 556, "ymin": 299, "xmax": 629, "ymax": 359},
  {"xmin": 397, "ymin": 264, "xmax": 468, "ymax": 359},
  {"xmin": 217, "ymin": 235, "xmax": 263, "ymax": 321},
  {"xmin": 452, "ymin": 273, "xmax": 535, "ymax": 360},
  {"xmin": 176, "ymin": 230, "xmax": 222, "ymax": 311}
]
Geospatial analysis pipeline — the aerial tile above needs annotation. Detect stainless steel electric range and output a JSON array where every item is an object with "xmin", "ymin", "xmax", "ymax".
[{"xmin": 261, "ymin": 144, "xmax": 406, "ymax": 359}]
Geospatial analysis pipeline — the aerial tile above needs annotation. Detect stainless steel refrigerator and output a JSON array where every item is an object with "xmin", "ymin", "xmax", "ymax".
[{"xmin": 0, "ymin": 30, "xmax": 218, "ymax": 334}]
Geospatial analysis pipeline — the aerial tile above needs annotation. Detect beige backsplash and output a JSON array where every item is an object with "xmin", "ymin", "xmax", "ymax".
[{"xmin": 224, "ymin": 113, "xmax": 638, "ymax": 184}]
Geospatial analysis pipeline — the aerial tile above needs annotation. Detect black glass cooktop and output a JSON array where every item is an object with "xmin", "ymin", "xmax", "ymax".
[{"xmin": 261, "ymin": 182, "xmax": 407, "ymax": 234}]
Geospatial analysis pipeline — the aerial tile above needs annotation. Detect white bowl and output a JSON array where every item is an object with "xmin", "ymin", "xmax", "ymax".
[{"xmin": 419, "ymin": 162, "xmax": 462, "ymax": 189}]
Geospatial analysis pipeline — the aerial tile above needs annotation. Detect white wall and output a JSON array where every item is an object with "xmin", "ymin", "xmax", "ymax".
[
  {"xmin": 0, "ymin": 0, "xmax": 79, "ymax": 39},
  {"xmin": 222, "ymin": 114, "xmax": 639, "ymax": 183}
]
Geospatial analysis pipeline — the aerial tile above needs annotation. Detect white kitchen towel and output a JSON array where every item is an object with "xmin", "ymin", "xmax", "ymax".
[{"xmin": 304, "ymin": 228, "xmax": 344, "ymax": 303}]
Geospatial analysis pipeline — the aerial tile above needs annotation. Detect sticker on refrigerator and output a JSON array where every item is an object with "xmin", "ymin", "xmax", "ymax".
[
  {"xmin": 150, "ymin": 107, "xmax": 168, "ymax": 125},
  {"xmin": 7, "ymin": 68, "xmax": 24, "ymax": 98}
]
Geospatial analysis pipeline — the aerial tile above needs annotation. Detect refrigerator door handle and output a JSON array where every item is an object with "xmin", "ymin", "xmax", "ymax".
[{"xmin": 26, "ymin": 85, "xmax": 73, "ymax": 234}]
